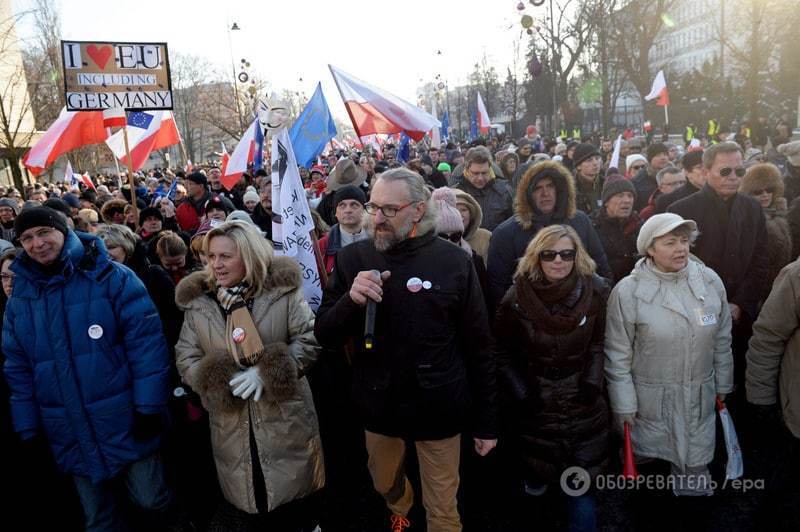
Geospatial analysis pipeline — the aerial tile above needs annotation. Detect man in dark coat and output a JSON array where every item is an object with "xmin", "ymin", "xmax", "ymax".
[
  {"xmin": 669, "ymin": 141, "xmax": 769, "ymax": 394},
  {"xmin": 250, "ymin": 179, "xmax": 274, "ymax": 242},
  {"xmin": 654, "ymin": 150, "xmax": 705, "ymax": 214},
  {"xmin": 592, "ymin": 176, "xmax": 642, "ymax": 284},
  {"xmin": 632, "ymin": 142, "xmax": 671, "ymax": 211},
  {"xmin": 454, "ymin": 146, "xmax": 513, "ymax": 231},
  {"xmin": 315, "ymin": 168, "xmax": 497, "ymax": 532},
  {"xmin": 487, "ymin": 160, "xmax": 612, "ymax": 310},
  {"xmin": 572, "ymin": 143, "xmax": 605, "ymax": 216}
]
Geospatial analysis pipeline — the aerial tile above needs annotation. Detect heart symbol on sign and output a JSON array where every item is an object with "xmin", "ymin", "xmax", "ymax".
[{"xmin": 86, "ymin": 45, "xmax": 113, "ymax": 70}]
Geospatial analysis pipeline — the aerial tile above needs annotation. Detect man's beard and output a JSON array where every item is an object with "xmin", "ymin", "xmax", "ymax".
[{"xmin": 368, "ymin": 216, "xmax": 415, "ymax": 252}]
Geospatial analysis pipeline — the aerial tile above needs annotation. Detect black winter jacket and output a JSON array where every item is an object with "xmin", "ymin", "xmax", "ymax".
[{"xmin": 314, "ymin": 231, "xmax": 498, "ymax": 441}]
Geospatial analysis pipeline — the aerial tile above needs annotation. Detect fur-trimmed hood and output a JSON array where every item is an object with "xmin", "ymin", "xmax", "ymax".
[
  {"xmin": 452, "ymin": 187, "xmax": 483, "ymax": 239},
  {"xmin": 175, "ymin": 255, "xmax": 302, "ymax": 310},
  {"xmin": 100, "ymin": 199, "xmax": 129, "ymax": 223},
  {"xmin": 513, "ymin": 160, "xmax": 576, "ymax": 230}
]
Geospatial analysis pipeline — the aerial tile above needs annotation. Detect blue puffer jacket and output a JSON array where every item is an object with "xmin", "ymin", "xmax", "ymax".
[{"xmin": 2, "ymin": 230, "xmax": 170, "ymax": 482}]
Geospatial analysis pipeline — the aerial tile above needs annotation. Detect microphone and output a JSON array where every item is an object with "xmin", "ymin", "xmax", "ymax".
[{"xmin": 364, "ymin": 270, "xmax": 380, "ymax": 349}]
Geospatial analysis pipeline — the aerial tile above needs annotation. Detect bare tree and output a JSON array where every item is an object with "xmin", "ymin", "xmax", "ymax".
[
  {"xmin": 21, "ymin": 0, "xmax": 62, "ymax": 129},
  {"xmin": 0, "ymin": 9, "xmax": 38, "ymax": 192},
  {"xmin": 606, "ymin": 0, "xmax": 679, "ymax": 103},
  {"xmin": 469, "ymin": 52, "xmax": 502, "ymax": 119},
  {"xmin": 171, "ymin": 52, "xmax": 215, "ymax": 162}
]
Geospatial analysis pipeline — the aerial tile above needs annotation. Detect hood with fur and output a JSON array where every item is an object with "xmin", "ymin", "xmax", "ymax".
[
  {"xmin": 175, "ymin": 255, "xmax": 301, "ymax": 310},
  {"xmin": 452, "ymin": 188, "xmax": 483, "ymax": 240},
  {"xmin": 513, "ymin": 160, "xmax": 576, "ymax": 230},
  {"xmin": 740, "ymin": 163, "xmax": 784, "ymax": 208}
]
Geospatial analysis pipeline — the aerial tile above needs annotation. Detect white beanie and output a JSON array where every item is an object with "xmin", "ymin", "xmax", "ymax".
[
  {"xmin": 242, "ymin": 190, "xmax": 260, "ymax": 204},
  {"xmin": 636, "ymin": 213, "xmax": 697, "ymax": 255},
  {"xmin": 626, "ymin": 154, "xmax": 647, "ymax": 169},
  {"xmin": 778, "ymin": 140, "xmax": 800, "ymax": 167}
]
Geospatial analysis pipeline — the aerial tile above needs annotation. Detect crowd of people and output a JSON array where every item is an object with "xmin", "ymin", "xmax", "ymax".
[{"xmin": 2, "ymin": 122, "xmax": 800, "ymax": 532}]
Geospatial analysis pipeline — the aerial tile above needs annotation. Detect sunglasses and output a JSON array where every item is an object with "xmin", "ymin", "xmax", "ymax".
[
  {"xmin": 630, "ymin": 164, "xmax": 645, "ymax": 171},
  {"xmin": 438, "ymin": 232, "xmax": 463, "ymax": 243},
  {"xmin": 752, "ymin": 188, "xmax": 775, "ymax": 195},
  {"xmin": 719, "ymin": 166, "xmax": 746, "ymax": 178},
  {"xmin": 539, "ymin": 249, "xmax": 576, "ymax": 262}
]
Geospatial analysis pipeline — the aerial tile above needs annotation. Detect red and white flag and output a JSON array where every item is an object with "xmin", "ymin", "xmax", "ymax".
[
  {"xmin": 81, "ymin": 172, "xmax": 96, "ymax": 191},
  {"xmin": 329, "ymin": 64, "xmax": 440, "ymax": 141},
  {"xmin": 221, "ymin": 118, "xmax": 262, "ymax": 190},
  {"xmin": 102, "ymin": 107, "xmax": 127, "ymax": 128},
  {"xmin": 220, "ymin": 142, "xmax": 230, "ymax": 175},
  {"xmin": 23, "ymin": 108, "xmax": 107, "ymax": 176},
  {"xmin": 645, "ymin": 70, "xmax": 670, "ymax": 106},
  {"xmin": 105, "ymin": 111, "xmax": 181, "ymax": 170},
  {"xmin": 476, "ymin": 92, "xmax": 491, "ymax": 133}
]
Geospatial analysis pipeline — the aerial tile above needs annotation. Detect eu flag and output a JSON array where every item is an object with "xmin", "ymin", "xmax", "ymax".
[
  {"xmin": 440, "ymin": 110, "xmax": 449, "ymax": 141},
  {"xmin": 128, "ymin": 111, "xmax": 154, "ymax": 129},
  {"xmin": 290, "ymin": 83, "xmax": 337, "ymax": 169}
]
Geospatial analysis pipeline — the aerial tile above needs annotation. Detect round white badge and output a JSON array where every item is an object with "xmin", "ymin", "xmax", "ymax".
[
  {"xmin": 87, "ymin": 324, "xmax": 103, "ymax": 340},
  {"xmin": 422, "ymin": 281, "xmax": 432, "ymax": 290},
  {"xmin": 407, "ymin": 277, "xmax": 423, "ymax": 293},
  {"xmin": 579, "ymin": 316, "xmax": 587, "ymax": 326},
  {"xmin": 232, "ymin": 327, "xmax": 246, "ymax": 344}
]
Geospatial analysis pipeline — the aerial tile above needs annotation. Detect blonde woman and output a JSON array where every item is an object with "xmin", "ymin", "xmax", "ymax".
[
  {"xmin": 494, "ymin": 224, "xmax": 610, "ymax": 531},
  {"xmin": 175, "ymin": 220, "xmax": 323, "ymax": 530},
  {"xmin": 604, "ymin": 213, "xmax": 733, "ymax": 496}
]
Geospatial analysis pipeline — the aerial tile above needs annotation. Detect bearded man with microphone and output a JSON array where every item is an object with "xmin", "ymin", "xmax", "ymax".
[{"xmin": 315, "ymin": 168, "xmax": 498, "ymax": 532}]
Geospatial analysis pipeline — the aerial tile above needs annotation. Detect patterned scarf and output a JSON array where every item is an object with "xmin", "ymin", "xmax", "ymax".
[{"xmin": 217, "ymin": 283, "xmax": 266, "ymax": 367}]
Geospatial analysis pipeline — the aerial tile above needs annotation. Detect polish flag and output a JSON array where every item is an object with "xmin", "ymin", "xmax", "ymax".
[
  {"xmin": 645, "ymin": 70, "xmax": 670, "ymax": 106},
  {"xmin": 329, "ymin": 64, "xmax": 440, "ymax": 141},
  {"xmin": 220, "ymin": 142, "xmax": 229, "ymax": 175},
  {"xmin": 221, "ymin": 118, "xmax": 263, "ymax": 190},
  {"xmin": 102, "ymin": 107, "xmax": 127, "ymax": 128},
  {"xmin": 476, "ymin": 92, "xmax": 491, "ymax": 133},
  {"xmin": 23, "ymin": 108, "xmax": 108, "ymax": 176},
  {"xmin": 430, "ymin": 99, "xmax": 441, "ymax": 148},
  {"xmin": 81, "ymin": 172, "xmax": 96, "ymax": 191},
  {"xmin": 105, "ymin": 111, "xmax": 181, "ymax": 171}
]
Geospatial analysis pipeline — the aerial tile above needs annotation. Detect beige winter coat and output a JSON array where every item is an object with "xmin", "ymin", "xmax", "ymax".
[
  {"xmin": 604, "ymin": 258, "xmax": 734, "ymax": 469},
  {"xmin": 175, "ymin": 257, "xmax": 324, "ymax": 514},
  {"xmin": 453, "ymin": 187, "xmax": 491, "ymax": 262},
  {"xmin": 746, "ymin": 259, "xmax": 800, "ymax": 438}
]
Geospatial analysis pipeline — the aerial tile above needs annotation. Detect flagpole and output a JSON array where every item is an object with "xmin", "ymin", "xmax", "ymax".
[
  {"xmin": 309, "ymin": 229, "xmax": 328, "ymax": 289},
  {"xmin": 121, "ymin": 117, "xmax": 140, "ymax": 231},
  {"xmin": 664, "ymin": 105, "xmax": 669, "ymax": 129}
]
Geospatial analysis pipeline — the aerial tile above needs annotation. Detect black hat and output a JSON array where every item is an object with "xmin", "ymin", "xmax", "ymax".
[
  {"xmin": 572, "ymin": 143, "xmax": 601, "ymax": 167},
  {"xmin": 601, "ymin": 175, "xmax": 637, "ymax": 204},
  {"xmin": 204, "ymin": 194, "xmax": 231, "ymax": 214},
  {"xmin": 333, "ymin": 185, "xmax": 367, "ymax": 209},
  {"xmin": 186, "ymin": 172, "xmax": 208, "ymax": 186},
  {"xmin": 139, "ymin": 206, "xmax": 163, "ymax": 226},
  {"xmin": 646, "ymin": 142, "xmax": 669, "ymax": 162},
  {"xmin": 43, "ymin": 198, "xmax": 73, "ymax": 220},
  {"xmin": 681, "ymin": 150, "xmax": 704, "ymax": 171},
  {"xmin": 14, "ymin": 206, "xmax": 68, "ymax": 237}
]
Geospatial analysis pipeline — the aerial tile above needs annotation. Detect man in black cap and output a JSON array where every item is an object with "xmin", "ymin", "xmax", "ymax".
[
  {"xmin": 317, "ymin": 185, "xmax": 368, "ymax": 275},
  {"xmin": 591, "ymin": 175, "xmax": 642, "ymax": 285},
  {"xmin": 204, "ymin": 193, "xmax": 233, "ymax": 222},
  {"xmin": 3, "ymin": 207, "xmax": 176, "ymax": 530},
  {"xmin": 572, "ymin": 142, "xmax": 605, "ymax": 216},
  {"xmin": 654, "ymin": 150, "xmax": 705, "ymax": 214},
  {"xmin": 632, "ymin": 142, "xmax": 671, "ymax": 211},
  {"xmin": 176, "ymin": 171, "xmax": 210, "ymax": 233}
]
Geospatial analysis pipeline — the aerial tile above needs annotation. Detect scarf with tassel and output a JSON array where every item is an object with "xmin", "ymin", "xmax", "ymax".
[{"xmin": 217, "ymin": 282, "xmax": 266, "ymax": 367}]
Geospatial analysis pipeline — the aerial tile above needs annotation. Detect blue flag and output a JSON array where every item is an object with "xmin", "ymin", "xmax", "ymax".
[
  {"xmin": 289, "ymin": 83, "xmax": 338, "ymax": 168},
  {"xmin": 469, "ymin": 111, "xmax": 478, "ymax": 141},
  {"xmin": 253, "ymin": 120, "xmax": 264, "ymax": 170},
  {"xmin": 440, "ymin": 110, "xmax": 449, "ymax": 141},
  {"xmin": 397, "ymin": 133, "xmax": 410, "ymax": 163},
  {"xmin": 127, "ymin": 111, "xmax": 154, "ymax": 129}
]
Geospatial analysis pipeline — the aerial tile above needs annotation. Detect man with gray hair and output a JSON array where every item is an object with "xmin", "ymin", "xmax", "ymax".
[
  {"xmin": 669, "ymin": 141, "xmax": 769, "ymax": 396},
  {"xmin": 315, "ymin": 168, "xmax": 497, "ymax": 532},
  {"xmin": 639, "ymin": 165, "xmax": 686, "ymax": 220}
]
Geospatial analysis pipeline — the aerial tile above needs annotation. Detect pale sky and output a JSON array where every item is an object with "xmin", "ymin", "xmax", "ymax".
[{"xmin": 12, "ymin": 0, "xmax": 528, "ymax": 122}]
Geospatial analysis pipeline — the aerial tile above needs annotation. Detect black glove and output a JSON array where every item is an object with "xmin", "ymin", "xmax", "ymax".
[
  {"xmin": 577, "ymin": 382, "xmax": 601, "ymax": 406},
  {"xmin": 132, "ymin": 412, "xmax": 164, "ymax": 442}
]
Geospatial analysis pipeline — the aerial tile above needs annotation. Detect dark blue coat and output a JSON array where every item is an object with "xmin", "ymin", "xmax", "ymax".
[{"xmin": 2, "ymin": 231, "xmax": 170, "ymax": 482}]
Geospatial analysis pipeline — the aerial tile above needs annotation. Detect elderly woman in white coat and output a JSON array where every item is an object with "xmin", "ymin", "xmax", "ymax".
[{"xmin": 604, "ymin": 213, "xmax": 734, "ymax": 495}]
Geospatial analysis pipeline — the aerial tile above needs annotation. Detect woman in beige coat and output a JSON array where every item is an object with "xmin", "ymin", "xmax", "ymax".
[
  {"xmin": 604, "ymin": 213, "xmax": 734, "ymax": 495},
  {"xmin": 175, "ymin": 220, "xmax": 324, "ymax": 529}
]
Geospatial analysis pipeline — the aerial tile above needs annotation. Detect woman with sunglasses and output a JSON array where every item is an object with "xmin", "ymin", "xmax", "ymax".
[
  {"xmin": 605, "ymin": 213, "xmax": 733, "ymax": 496},
  {"xmin": 494, "ymin": 224, "xmax": 610, "ymax": 531},
  {"xmin": 740, "ymin": 163, "xmax": 792, "ymax": 304}
]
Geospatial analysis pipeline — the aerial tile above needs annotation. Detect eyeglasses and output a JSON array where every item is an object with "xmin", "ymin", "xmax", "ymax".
[
  {"xmin": 719, "ymin": 166, "xmax": 746, "ymax": 178},
  {"xmin": 0, "ymin": 273, "xmax": 14, "ymax": 282},
  {"xmin": 630, "ymin": 165, "xmax": 645, "ymax": 171},
  {"xmin": 438, "ymin": 232, "xmax": 463, "ymax": 243},
  {"xmin": 752, "ymin": 188, "xmax": 775, "ymax": 195},
  {"xmin": 539, "ymin": 249, "xmax": 576, "ymax": 262},
  {"xmin": 364, "ymin": 201, "xmax": 416, "ymax": 218}
]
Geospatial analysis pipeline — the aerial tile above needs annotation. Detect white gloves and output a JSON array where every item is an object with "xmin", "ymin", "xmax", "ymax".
[
  {"xmin": 158, "ymin": 198, "xmax": 176, "ymax": 218},
  {"xmin": 229, "ymin": 366, "xmax": 265, "ymax": 401}
]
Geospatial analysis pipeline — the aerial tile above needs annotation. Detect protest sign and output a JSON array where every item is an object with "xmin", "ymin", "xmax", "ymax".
[{"xmin": 61, "ymin": 41, "xmax": 173, "ymax": 111}]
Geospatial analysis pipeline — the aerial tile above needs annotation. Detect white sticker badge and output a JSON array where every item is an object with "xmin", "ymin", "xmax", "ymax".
[
  {"xmin": 407, "ymin": 277, "xmax": 423, "ymax": 293},
  {"xmin": 88, "ymin": 324, "xmax": 104, "ymax": 340},
  {"xmin": 695, "ymin": 308, "xmax": 717, "ymax": 327}
]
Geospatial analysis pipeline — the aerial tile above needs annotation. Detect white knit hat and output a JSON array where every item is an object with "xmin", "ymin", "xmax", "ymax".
[
  {"xmin": 778, "ymin": 140, "xmax": 800, "ymax": 167},
  {"xmin": 636, "ymin": 213, "xmax": 697, "ymax": 255},
  {"xmin": 243, "ymin": 190, "xmax": 260, "ymax": 205},
  {"xmin": 626, "ymin": 154, "xmax": 647, "ymax": 170}
]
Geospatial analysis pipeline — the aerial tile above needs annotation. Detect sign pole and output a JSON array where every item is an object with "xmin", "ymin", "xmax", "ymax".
[
  {"xmin": 309, "ymin": 229, "xmax": 328, "ymax": 289},
  {"xmin": 121, "ymin": 116, "xmax": 140, "ymax": 231}
]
